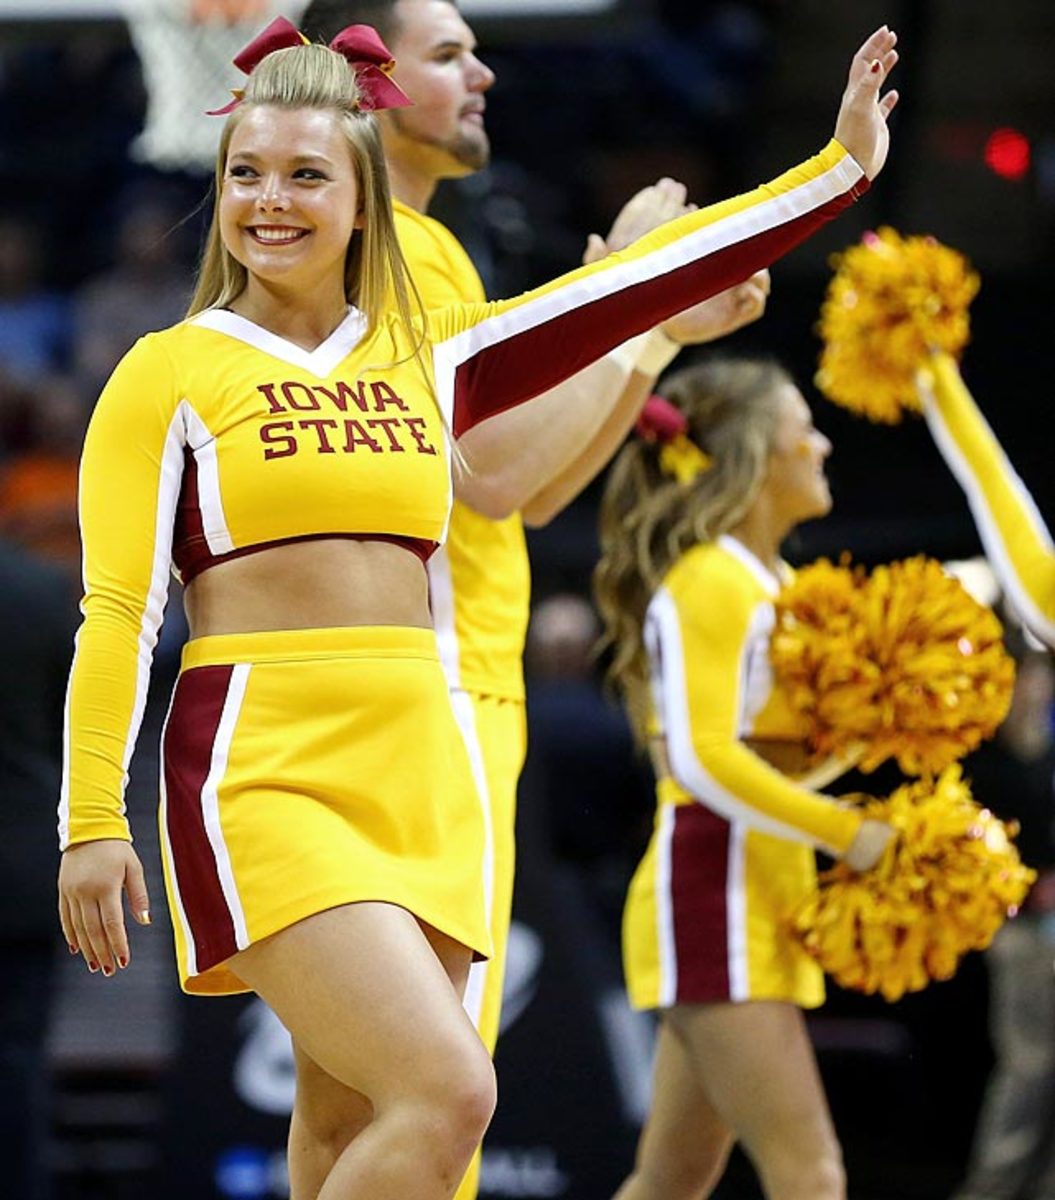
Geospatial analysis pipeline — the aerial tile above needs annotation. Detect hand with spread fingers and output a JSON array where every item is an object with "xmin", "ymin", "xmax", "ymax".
[
  {"xmin": 582, "ymin": 176, "xmax": 693, "ymax": 264},
  {"xmin": 833, "ymin": 25, "xmax": 900, "ymax": 179}
]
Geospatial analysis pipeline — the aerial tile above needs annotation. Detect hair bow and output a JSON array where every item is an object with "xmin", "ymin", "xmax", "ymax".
[
  {"xmin": 207, "ymin": 16, "xmax": 413, "ymax": 116},
  {"xmin": 635, "ymin": 394, "xmax": 713, "ymax": 485}
]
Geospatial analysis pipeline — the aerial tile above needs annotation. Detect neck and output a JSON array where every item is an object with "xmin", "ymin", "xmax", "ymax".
[
  {"xmin": 727, "ymin": 496, "xmax": 791, "ymax": 575},
  {"xmin": 385, "ymin": 150, "xmax": 439, "ymax": 215},
  {"xmin": 231, "ymin": 278, "xmax": 350, "ymax": 350}
]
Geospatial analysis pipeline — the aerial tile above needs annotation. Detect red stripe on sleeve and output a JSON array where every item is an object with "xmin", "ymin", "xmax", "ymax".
[{"xmin": 452, "ymin": 185, "xmax": 861, "ymax": 437}]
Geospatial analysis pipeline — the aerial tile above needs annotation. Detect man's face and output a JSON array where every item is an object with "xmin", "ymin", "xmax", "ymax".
[{"xmin": 385, "ymin": 0, "xmax": 496, "ymax": 178}]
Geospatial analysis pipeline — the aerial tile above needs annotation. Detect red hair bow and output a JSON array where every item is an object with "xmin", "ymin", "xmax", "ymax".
[
  {"xmin": 635, "ymin": 394, "xmax": 688, "ymax": 444},
  {"xmin": 207, "ymin": 15, "xmax": 412, "ymax": 115}
]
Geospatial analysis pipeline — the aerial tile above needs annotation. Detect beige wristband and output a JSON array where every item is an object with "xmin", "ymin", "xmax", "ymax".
[
  {"xmin": 634, "ymin": 327, "xmax": 681, "ymax": 378},
  {"xmin": 606, "ymin": 332, "xmax": 651, "ymax": 374}
]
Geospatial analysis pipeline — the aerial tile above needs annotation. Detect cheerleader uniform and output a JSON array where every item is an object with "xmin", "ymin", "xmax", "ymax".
[
  {"xmin": 624, "ymin": 536, "xmax": 864, "ymax": 1010},
  {"xmin": 60, "ymin": 140, "xmax": 867, "ymax": 995}
]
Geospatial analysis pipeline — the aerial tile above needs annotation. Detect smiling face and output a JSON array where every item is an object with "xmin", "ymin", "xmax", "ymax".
[
  {"xmin": 219, "ymin": 105, "xmax": 363, "ymax": 296},
  {"xmin": 383, "ymin": 0, "xmax": 495, "ymax": 178},
  {"xmin": 763, "ymin": 383, "xmax": 834, "ymax": 525}
]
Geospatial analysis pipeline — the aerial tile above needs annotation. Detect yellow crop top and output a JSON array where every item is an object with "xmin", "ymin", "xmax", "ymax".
[
  {"xmin": 60, "ymin": 138, "xmax": 867, "ymax": 848},
  {"xmin": 393, "ymin": 199, "xmax": 531, "ymax": 700},
  {"xmin": 920, "ymin": 352, "xmax": 1055, "ymax": 648},
  {"xmin": 645, "ymin": 536, "xmax": 863, "ymax": 857}
]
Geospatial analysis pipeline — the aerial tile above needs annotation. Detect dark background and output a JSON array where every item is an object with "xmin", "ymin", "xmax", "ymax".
[{"xmin": 1, "ymin": 1, "xmax": 1052, "ymax": 1197}]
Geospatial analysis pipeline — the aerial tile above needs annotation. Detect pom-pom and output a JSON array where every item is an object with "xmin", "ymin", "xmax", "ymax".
[
  {"xmin": 772, "ymin": 556, "xmax": 1015, "ymax": 775},
  {"xmin": 790, "ymin": 767, "xmax": 1035, "ymax": 1002},
  {"xmin": 816, "ymin": 228, "xmax": 980, "ymax": 423}
]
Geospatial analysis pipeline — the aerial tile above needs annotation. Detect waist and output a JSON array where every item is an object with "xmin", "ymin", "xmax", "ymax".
[
  {"xmin": 181, "ymin": 625, "xmax": 440, "ymax": 670},
  {"xmin": 184, "ymin": 536, "xmax": 433, "ymax": 638}
]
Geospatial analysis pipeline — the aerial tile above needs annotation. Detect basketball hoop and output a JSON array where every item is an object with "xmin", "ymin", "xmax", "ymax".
[{"xmin": 122, "ymin": 0, "xmax": 308, "ymax": 174}]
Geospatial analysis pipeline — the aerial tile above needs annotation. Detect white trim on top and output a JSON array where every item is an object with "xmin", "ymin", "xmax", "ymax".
[{"xmin": 190, "ymin": 307, "xmax": 368, "ymax": 379}]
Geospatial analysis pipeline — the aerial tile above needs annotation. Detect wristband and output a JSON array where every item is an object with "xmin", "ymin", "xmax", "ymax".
[
  {"xmin": 606, "ymin": 332, "xmax": 651, "ymax": 374},
  {"xmin": 634, "ymin": 327, "xmax": 681, "ymax": 378}
]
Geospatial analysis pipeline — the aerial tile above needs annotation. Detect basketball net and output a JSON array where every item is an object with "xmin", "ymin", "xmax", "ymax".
[{"xmin": 123, "ymin": 0, "xmax": 309, "ymax": 174}]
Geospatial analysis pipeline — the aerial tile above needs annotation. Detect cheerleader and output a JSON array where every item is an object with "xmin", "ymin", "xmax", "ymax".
[
  {"xmin": 595, "ymin": 362, "xmax": 892, "ymax": 1200},
  {"xmin": 58, "ymin": 20, "xmax": 898, "ymax": 1200}
]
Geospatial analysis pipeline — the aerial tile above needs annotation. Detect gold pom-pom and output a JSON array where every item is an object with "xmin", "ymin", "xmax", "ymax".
[
  {"xmin": 816, "ymin": 227, "xmax": 980, "ymax": 423},
  {"xmin": 772, "ymin": 556, "xmax": 1015, "ymax": 775},
  {"xmin": 790, "ymin": 767, "xmax": 1035, "ymax": 1002}
]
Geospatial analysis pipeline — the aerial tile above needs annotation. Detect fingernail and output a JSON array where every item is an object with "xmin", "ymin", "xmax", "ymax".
[
  {"xmin": 68, "ymin": 943, "xmax": 78, "ymax": 955},
  {"xmin": 870, "ymin": 60, "xmax": 882, "ymax": 74},
  {"xmin": 101, "ymin": 965, "xmax": 114, "ymax": 978},
  {"xmin": 118, "ymin": 955, "xmax": 128, "ymax": 969},
  {"xmin": 88, "ymin": 961, "xmax": 99, "ymax": 973},
  {"xmin": 138, "ymin": 910, "xmax": 151, "ymax": 926}
]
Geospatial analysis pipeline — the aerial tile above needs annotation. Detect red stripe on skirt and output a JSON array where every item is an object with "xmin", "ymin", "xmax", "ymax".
[
  {"xmin": 671, "ymin": 803, "xmax": 733, "ymax": 1003},
  {"xmin": 452, "ymin": 190, "xmax": 859, "ymax": 437},
  {"xmin": 163, "ymin": 664, "xmax": 240, "ymax": 973}
]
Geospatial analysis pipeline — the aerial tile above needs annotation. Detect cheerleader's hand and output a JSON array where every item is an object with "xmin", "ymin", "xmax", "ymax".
[
  {"xmin": 661, "ymin": 270, "xmax": 770, "ymax": 346},
  {"xmin": 842, "ymin": 818, "xmax": 896, "ymax": 872},
  {"xmin": 583, "ymin": 177, "xmax": 692, "ymax": 263},
  {"xmin": 833, "ymin": 26, "xmax": 900, "ymax": 179},
  {"xmin": 59, "ymin": 839, "xmax": 151, "ymax": 977}
]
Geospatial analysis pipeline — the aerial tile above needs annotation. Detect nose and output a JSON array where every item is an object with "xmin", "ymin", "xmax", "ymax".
[
  {"xmin": 816, "ymin": 431, "xmax": 833, "ymax": 458},
  {"xmin": 467, "ymin": 52, "xmax": 496, "ymax": 93},
  {"xmin": 256, "ymin": 174, "xmax": 290, "ymax": 213}
]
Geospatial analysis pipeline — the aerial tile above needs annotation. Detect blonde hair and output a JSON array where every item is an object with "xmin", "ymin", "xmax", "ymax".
[
  {"xmin": 187, "ymin": 42, "xmax": 419, "ymax": 344},
  {"xmin": 593, "ymin": 357, "xmax": 792, "ymax": 736}
]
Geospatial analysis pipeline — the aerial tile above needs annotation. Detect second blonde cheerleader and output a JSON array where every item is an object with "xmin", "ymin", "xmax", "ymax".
[{"xmin": 595, "ymin": 361, "xmax": 893, "ymax": 1200}]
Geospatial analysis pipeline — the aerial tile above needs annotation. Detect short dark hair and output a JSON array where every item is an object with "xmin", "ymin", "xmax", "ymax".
[{"xmin": 300, "ymin": 1, "xmax": 404, "ymax": 45}]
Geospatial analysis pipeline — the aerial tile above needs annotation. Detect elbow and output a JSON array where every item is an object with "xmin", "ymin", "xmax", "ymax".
[{"xmin": 453, "ymin": 472, "xmax": 524, "ymax": 522}]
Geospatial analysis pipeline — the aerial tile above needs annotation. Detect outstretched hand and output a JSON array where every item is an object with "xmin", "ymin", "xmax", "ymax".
[{"xmin": 833, "ymin": 25, "xmax": 900, "ymax": 180}]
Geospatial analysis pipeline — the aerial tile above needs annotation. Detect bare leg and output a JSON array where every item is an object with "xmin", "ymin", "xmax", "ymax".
[
  {"xmin": 671, "ymin": 1001, "xmax": 845, "ymax": 1200},
  {"xmin": 284, "ymin": 917, "xmax": 474, "ymax": 1199},
  {"xmin": 614, "ymin": 1017, "xmax": 734, "ymax": 1199},
  {"xmin": 231, "ymin": 903, "xmax": 495, "ymax": 1200}
]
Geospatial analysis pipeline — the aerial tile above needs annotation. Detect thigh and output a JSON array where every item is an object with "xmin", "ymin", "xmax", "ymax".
[
  {"xmin": 670, "ymin": 1000, "xmax": 838, "ymax": 1162},
  {"xmin": 231, "ymin": 901, "xmax": 481, "ymax": 1107}
]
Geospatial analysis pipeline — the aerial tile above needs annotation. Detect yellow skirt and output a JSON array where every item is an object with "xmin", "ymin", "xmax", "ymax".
[
  {"xmin": 623, "ymin": 778, "xmax": 824, "ymax": 1011},
  {"xmin": 158, "ymin": 626, "xmax": 491, "ymax": 995}
]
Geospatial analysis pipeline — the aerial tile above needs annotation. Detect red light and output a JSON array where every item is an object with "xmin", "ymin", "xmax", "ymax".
[{"xmin": 984, "ymin": 127, "xmax": 1031, "ymax": 181}]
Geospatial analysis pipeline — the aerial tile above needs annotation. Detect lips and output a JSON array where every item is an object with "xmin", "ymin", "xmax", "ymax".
[{"xmin": 246, "ymin": 226, "xmax": 309, "ymax": 245}]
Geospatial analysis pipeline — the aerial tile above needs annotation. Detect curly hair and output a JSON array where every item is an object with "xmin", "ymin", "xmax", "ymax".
[{"xmin": 593, "ymin": 357, "xmax": 792, "ymax": 737}]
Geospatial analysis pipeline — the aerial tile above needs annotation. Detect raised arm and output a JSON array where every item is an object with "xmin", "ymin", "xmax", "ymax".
[
  {"xmin": 919, "ymin": 352, "xmax": 1055, "ymax": 647},
  {"xmin": 431, "ymin": 28, "xmax": 899, "ymax": 438}
]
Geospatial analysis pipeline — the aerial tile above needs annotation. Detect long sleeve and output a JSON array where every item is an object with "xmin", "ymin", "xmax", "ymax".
[
  {"xmin": 645, "ymin": 555, "xmax": 863, "ymax": 857},
  {"xmin": 426, "ymin": 140, "xmax": 866, "ymax": 437},
  {"xmin": 59, "ymin": 335, "xmax": 185, "ymax": 849},
  {"xmin": 920, "ymin": 352, "xmax": 1055, "ymax": 648}
]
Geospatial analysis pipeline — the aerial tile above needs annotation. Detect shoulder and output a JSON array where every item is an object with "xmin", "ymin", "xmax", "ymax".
[
  {"xmin": 393, "ymin": 201, "xmax": 485, "ymax": 306},
  {"xmin": 660, "ymin": 539, "xmax": 768, "ymax": 611}
]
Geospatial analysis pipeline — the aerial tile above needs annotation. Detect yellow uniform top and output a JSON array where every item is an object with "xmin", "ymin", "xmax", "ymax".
[
  {"xmin": 60, "ymin": 138, "xmax": 867, "ymax": 849},
  {"xmin": 921, "ymin": 352, "xmax": 1055, "ymax": 648},
  {"xmin": 645, "ymin": 535, "xmax": 863, "ymax": 856},
  {"xmin": 393, "ymin": 199, "xmax": 530, "ymax": 700}
]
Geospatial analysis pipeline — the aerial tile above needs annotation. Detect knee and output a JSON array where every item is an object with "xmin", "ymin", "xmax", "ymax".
[
  {"xmin": 424, "ymin": 1045, "xmax": 497, "ymax": 1156},
  {"xmin": 294, "ymin": 1082, "xmax": 372, "ymax": 1160},
  {"xmin": 757, "ymin": 1138, "xmax": 845, "ymax": 1200}
]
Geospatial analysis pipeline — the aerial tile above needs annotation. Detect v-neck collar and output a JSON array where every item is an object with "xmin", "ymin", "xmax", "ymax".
[
  {"xmin": 190, "ymin": 306, "xmax": 368, "ymax": 378},
  {"xmin": 717, "ymin": 533, "xmax": 784, "ymax": 596}
]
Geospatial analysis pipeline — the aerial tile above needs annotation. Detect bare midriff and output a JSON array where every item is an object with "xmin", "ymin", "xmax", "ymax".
[{"xmin": 184, "ymin": 537, "xmax": 431, "ymax": 639}]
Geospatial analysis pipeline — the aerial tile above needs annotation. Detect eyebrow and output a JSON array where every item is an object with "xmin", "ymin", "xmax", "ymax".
[
  {"xmin": 228, "ymin": 151, "xmax": 336, "ymax": 166},
  {"xmin": 429, "ymin": 37, "xmax": 474, "ymax": 53}
]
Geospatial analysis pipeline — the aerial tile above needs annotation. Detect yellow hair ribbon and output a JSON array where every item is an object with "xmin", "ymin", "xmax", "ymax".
[{"xmin": 659, "ymin": 434, "xmax": 712, "ymax": 485}]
